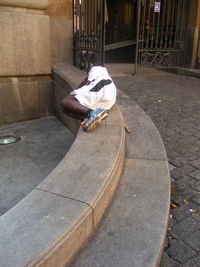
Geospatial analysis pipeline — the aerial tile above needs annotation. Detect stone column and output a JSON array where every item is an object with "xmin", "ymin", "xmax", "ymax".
[{"xmin": 0, "ymin": 0, "xmax": 53, "ymax": 125}]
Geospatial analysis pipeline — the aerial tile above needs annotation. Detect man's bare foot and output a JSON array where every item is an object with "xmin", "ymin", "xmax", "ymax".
[{"xmin": 80, "ymin": 118, "xmax": 87, "ymax": 126}]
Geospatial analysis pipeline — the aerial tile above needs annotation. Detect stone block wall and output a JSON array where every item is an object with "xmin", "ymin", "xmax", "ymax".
[
  {"xmin": 0, "ymin": 0, "xmax": 48, "ymax": 9},
  {"xmin": 0, "ymin": 78, "xmax": 53, "ymax": 125},
  {"xmin": 45, "ymin": 0, "xmax": 73, "ymax": 65},
  {"xmin": 0, "ymin": 11, "xmax": 51, "ymax": 76},
  {"xmin": 0, "ymin": 1, "xmax": 54, "ymax": 125},
  {"xmin": 49, "ymin": 18, "xmax": 73, "ymax": 64}
]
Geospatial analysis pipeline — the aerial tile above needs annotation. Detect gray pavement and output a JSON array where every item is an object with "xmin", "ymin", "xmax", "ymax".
[
  {"xmin": 0, "ymin": 116, "xmax": 74, "ymax": 216},
  {"xmin": 112, "ymin": 69, "xmax": 200, "ymax": 266}
]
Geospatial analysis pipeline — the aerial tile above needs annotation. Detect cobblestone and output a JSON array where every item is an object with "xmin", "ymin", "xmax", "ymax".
[
  {"xmin": 160, "ymin": 252, "xmax": 181, "ymax": 267},
  {"xmin": 170, "ymin": 216, "xmax": 200, "ymax": 240},
  {"xmin": 114, "ymin": 71, "xmax": 200, "ymax": 266},
  {"xmin": 183, "ymin": 254, "xmax": 200, "ymax": 267},
  {"xmin": 184, "ymin": 229, "xmax": 200, "ymax": 252},
  {"xmin": 166, "ymin": 239, "xmax": 196, "ymax": 264},
  {"xmin": 190, "ymin": 170, "xmax": 200, "ymax": 180},
  {"xmin": 171, "ymin": 202, "xmax": 200, "ymax": 222}
]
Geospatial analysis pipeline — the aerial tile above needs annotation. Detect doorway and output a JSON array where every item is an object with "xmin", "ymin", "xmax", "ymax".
[{"xmin": 105, "ymin": 0, "xmax": 137, "ymax": 63}]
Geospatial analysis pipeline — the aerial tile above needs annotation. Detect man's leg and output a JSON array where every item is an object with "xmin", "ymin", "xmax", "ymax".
[
  {"xmin": 61, "ymin": 95, "xmax": 108, "ymax": 131},
  {"xmin": 61, "ymin": 95, "xmax": 91, "ymax": 124},
  {"xmin": 61, "ymin": 95, "xmax": 90, "ymax": 114}
]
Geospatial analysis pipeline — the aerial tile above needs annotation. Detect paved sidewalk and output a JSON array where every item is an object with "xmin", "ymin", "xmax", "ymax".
[{"xmin": 112, "ymin": 69, "xmax": 200, "ymax": 266}]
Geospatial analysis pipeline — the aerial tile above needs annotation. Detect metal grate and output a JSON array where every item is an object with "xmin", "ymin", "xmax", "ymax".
[
  {"xmin": 136, "ymin": 0, "xmax": 188, "ymax": 68},
  {"xmin": 73, "ymin": 0, "xmax": 105, "ymax": 71}
]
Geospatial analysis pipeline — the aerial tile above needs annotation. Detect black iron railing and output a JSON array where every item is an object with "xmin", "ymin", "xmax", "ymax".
[
  {"xmin": 136, "ymin": 0, "xmax": 188, "ymax": 68},
  {"xmin": 73, "ymin": 0, "xmax": 105, "ymax": 71}
]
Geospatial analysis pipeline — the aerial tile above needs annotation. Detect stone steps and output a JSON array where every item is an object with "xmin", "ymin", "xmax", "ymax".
[
  {"xmin": 71, "ymin": 90, "xmax": 171, "ymax": 266},
  {"xmin": 0, "ymin": 64, "xmax": 170, "ymax": 267}
]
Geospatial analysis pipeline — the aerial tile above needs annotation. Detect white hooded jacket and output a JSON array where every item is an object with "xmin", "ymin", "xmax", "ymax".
[{"xmin": 71, "ymin": 66, "xmax": 117, "ymax": 110}]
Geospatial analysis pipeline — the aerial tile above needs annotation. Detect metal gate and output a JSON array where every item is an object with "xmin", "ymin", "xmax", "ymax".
[
  {"xmin": 73, "ymin": 0, "xmax": 105, "ymax": 71},
  {"xmin": 136, "ymin": 0, "xmax": 188, "ymax": 68}
]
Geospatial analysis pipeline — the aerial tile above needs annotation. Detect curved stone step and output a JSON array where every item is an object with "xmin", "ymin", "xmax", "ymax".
[{"xmin": 71, "ymin": 90, "xmax": 171, "ymax": 267}]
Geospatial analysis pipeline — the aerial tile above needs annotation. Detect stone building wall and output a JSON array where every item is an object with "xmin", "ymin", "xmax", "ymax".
[
  {"xmin": 0, "ymin": 0, "xmax": 53, "ymax": 125},
  {"xmin": 45, "ymin": 0, "xmax": 73, "ymax": 64}
]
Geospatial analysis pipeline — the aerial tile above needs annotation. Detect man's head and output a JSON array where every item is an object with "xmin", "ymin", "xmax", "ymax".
[{"xmin": 87, "ymin": 66, "xmax": 109, "ymax": 82}]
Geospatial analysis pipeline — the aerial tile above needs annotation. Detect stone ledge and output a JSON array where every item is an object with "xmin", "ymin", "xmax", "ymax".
[
  {"xmin": 0, "ymin": 64, "xmax": 125, "ymax": 266},
  {"xmin": 70, "ymin": 88, "xmax": 171, "ymax": 267},
  {"xmin": 0, "ymin": 0, "xmax": 48, "ymax": 10}
]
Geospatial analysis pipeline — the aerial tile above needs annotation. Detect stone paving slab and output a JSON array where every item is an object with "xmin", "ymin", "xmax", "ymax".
[
  {"xmin": 72, "ymin": 158, "xmax": 170, "ymax": 267},
  {"xmin": 0, "ymin": 116, "xmax": 74, "ymax": 215},
  {"xmin": 117, "ymin": 92, "xmax": 167, "ymax": 161},
  {"xmin": 38, "ymin": 124, "xmax": 124, "ymax": 205},
  {"xmin": 0, "ymin": 189, "xmax": 92, "ymax": 267}
]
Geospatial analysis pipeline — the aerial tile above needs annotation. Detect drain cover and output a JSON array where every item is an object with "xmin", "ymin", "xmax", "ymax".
[{"xmin": 0, "ymin": 135, "xmax": 21, "ymax": 145}]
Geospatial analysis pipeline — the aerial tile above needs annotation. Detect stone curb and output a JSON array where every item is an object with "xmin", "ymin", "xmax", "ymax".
[
  {"xmin": 0, "ymin": 64, "xmax": 125, "ymax": 267},
  {"xmin": 159, "ymin": 67, "xmax": 200, "ymax": 79},
  {"xmin": 71, "ymin": 88, "xmax": 171, "ymax": 267}
]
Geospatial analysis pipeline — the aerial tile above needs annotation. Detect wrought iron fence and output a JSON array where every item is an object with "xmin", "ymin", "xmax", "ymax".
[
  {"xmin": 136, "ymin": 0, "xmax": 188, "ymax": 68},
  {"xmin": 73, "ymin": 0, "xmax": 105, "ymax": 71}
]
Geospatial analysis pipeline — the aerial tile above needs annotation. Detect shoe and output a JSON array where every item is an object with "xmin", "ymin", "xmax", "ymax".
[{"xmin": 83, "ymin": 108, "xmax": 108, "ymax": 132}]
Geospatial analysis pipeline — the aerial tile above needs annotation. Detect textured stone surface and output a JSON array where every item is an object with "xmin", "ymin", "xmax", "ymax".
[
  {"xmin": 72, "ymin": 157, "xmax": 170, "ymax": 267},
  {"xmin": 38, "ymin": 124, "xmax": 124, "ymax": 204},
  {"xmin": 0, "ymin": 117, "xmax": 74, "ymax": 215},
  {"xmin": 38, "ymin": 80, "xmax": 54, "ymax": 116},
  {"xmin": 0, "ymin": 0, "xmax": 48, "ymax": 9},
  {"xmin": 50, "ymin": 18, "xmax": 73, "ymax": 64},
  {"xmin": 0, "ymin": 189, "xmax": 92, "ymax": 267},
  {"xmin": 53, "ymin": 62, "xmax": 85, "ymax": 89},
  {"xmin": 118, "ymin": 93, "xmax": 167, "ymax": 160},
  {"xmin": 0, "ymin": 11, "xmax": 51, "ymax": 76},
  {"xmin": 0, "ymin": 79, "xmax": 53, "ymax": 125},
  {"xmin": 54, "ymin": 80, "xmax": 80, "ymax": 136}
]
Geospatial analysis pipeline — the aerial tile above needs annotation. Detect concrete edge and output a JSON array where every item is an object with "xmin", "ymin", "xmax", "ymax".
[
  {"xmin": 27, "ymin": 128, "xmax": 126, "ymax": 267},
  {"xmin": 118, "ymin": 91, "xmax": 171, "ymax": 267},
  {"xmin": 158, "ymin": 67, "xmax": 200, "ymax": 79}
]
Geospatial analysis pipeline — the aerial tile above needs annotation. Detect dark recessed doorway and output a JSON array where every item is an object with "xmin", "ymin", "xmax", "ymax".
[{"xmin": 105, "ymin": 0, "xmax": 137, "ymax": 63}]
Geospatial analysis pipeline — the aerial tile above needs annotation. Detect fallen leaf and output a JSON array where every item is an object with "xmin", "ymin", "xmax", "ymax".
[
  {"xmin": 189, "ymin": 209, "xmax": 196, "ymax": 213},
  {"xmin": 124, "ymin": 124, "xmax": 131, "ymax": 133},
  {"xmin": 43, "ymin": 216, "xmax": 50, "ymax": 219},
  {"xmin": 184, "ymin": 200, "xmax": 189, "ymax": 205},
  {"xmin": 171, "ymin": 203, "xmax": 177, "ymax": 208}
]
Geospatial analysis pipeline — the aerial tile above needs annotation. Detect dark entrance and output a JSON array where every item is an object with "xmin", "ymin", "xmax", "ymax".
[
  {"xmin": 136, "ymin": 0, "xmax": 189, "ymax": 68},
  {"xmin": 105, "ymin": 0, "xmax": 137, "ymax": 63},
  {"xmin": 73, "ymin": 0, "xmax": 190, "ymax": 70}
]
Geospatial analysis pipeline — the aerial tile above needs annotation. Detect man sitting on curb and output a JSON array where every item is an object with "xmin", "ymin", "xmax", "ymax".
[{"xmin": 61, "ymin": 66, "xmax": 117, "ymax": 132}]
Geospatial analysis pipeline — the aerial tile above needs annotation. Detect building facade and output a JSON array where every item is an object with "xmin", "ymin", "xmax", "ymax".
[{"xmin": 0, "ymin": 0, "xmax": 199, "ymax": 125}]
